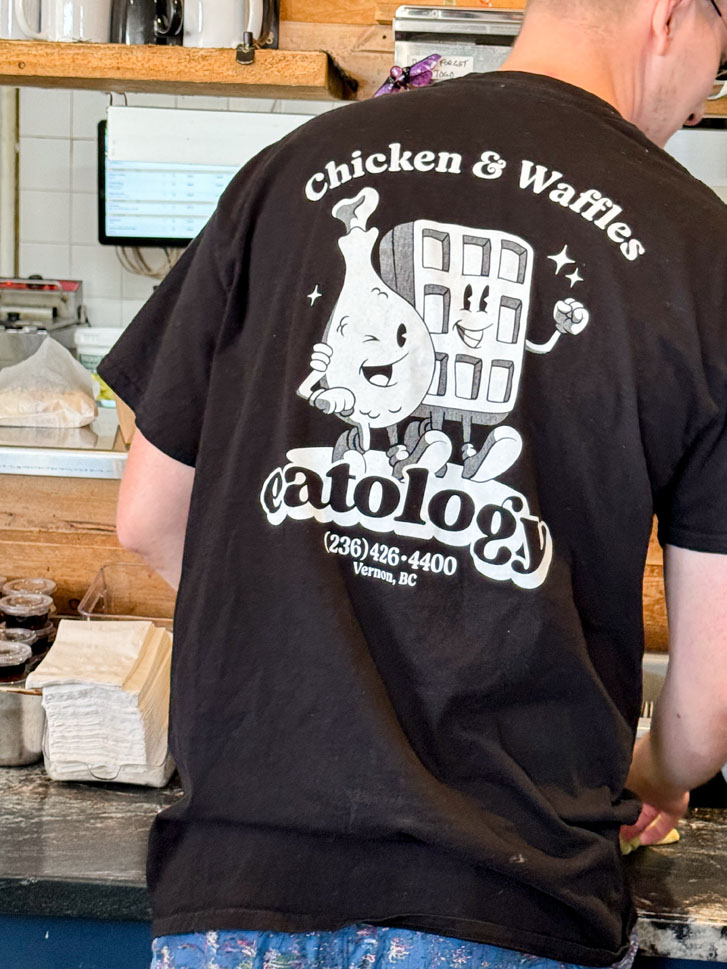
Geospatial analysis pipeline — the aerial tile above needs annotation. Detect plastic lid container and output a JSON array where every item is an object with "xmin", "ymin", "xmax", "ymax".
[
  {"xmin": 0, "ymin": 627, "xmax": 37, "ymax": 649},
  {"xmin": 2, "ymin": 578, "xmax": 57, "ymax": 597},
  {"xmin": 74, "ymin": 327, "xmax": 125, "ymax": 356},
  {"xmin": 0, "ymin": 641, "xmax": 32, "ymax": 681},
  {"xmin": 0, "ymin": 593, "xmax": 54, "ymax": 618}
]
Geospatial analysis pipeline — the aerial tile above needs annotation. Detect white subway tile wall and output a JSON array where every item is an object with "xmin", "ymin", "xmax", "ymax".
[
  {"xmin": 70, "ymin": 139, "xmax": 97, "ymax": 194},
  {"xmin": 83, "ymin": 297, "xmax": 124, "ymax": 327},
  {"xmin": 18, "ymin": 242, "xmax": 71, "ymax": 280},
  {"xmin": 70, "ymin": 193, "xmax": 97, "ymax": 246},
  {"xmin": 19, "ymin": 89, "xmax": 72, "ymax": 139},
  {"xmin": 70, "ymin": 244, "xmax": 123, "ymax": 300},
  {"xmin": 71, "ymin": 90, "xmax": 110, "ymax": 140},
  {"xmin": 18, "ymin": 90, "xmax": 345, "ymax": 329},
  {"xmin": 20, "ymin": 191, "xmax": 72, "ymax": 245},
  {"xmin": 20, "ymin": 137, "xmax": 71, "ymax": 192}
]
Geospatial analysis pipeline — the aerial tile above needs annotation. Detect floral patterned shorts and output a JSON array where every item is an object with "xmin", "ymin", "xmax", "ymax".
[{"xmin": 150, "ymin": 923, "xmax": 639, "ymax": 969}]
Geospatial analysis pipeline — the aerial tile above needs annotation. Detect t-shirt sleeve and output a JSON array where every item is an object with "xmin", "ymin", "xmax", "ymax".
[
  {"xmin": 97, "ymin": 149, "xmax": 271, "ymax": 466},
  {"xmin": 656, "ymin": 401, "xmax": 727, "ymax": 553}
]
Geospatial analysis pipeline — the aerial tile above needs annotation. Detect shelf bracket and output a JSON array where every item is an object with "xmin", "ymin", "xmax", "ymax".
[{"xmin": 236, "ymin": 32, "xmax": 256, "ymax": 67}]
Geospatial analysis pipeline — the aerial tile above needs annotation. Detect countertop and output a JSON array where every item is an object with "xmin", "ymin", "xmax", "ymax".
[
  {"xmin": 0, "ymin": 408, "xmax": 127, "ymax": 478},
  {"xmin": 1, "ymin": 766, "xmax": 726, "ymax": 962}
]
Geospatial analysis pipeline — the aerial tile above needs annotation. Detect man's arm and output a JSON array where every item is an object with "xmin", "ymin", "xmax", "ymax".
[
  {"xmin": 624, "ymin": 544, "xmax": 727, "ymax": 844},
  {"xmin": 116, "ymin": 428, "xmax": 195, "ymax": 591}
]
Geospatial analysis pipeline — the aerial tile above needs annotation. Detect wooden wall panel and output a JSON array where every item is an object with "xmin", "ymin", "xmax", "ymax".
[
  {"xmin": 279, "ymin": 0, "xmax": 527, "ymax": 26},
  {"xmin": 0, "ymin": 475, "xmax": 160, "ymax": 616},
  {"xmin": 280, "ymin": 0, "xmax": 529, "ymax": 25},
  {"xmin": 1, "ymin": 475, "xmax": 121, "ymax": 533},
  {"xmin": 644, "ymin": 524, "xmax": 667, "ymax": 653},
  {"xmin": 1, "ymin": 473, "xmax": 669, "ymax": 650},
  {"xmin": 280, "ymin": 22, "xmax": 393, "ymax": 99},
  {"xmin": 280, "ymin": 0, "xmax": 377, "ymax": 24}
]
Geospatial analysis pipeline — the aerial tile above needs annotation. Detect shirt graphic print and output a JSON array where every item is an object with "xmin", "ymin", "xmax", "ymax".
[{"xmin": 260, "ymin": 186, "xmax": 590, "ymax": 590}]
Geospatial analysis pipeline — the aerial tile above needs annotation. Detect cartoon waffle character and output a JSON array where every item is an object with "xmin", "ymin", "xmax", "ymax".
[{"xmin": 379, "ymin": 220, "xmax": 589, "ymax": 481}]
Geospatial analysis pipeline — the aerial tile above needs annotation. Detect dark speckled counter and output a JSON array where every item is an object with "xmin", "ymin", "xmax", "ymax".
[
  {"xmin": 1, "ymin": 766, "xmax": 726, "ymax": 961},
  {"xmin": 629, "ymin": 811, "xmax": 727, "ymax": 962},
  {"xmin": 0, "ymin": 765, "xmax": 179, "ymax": 922}
]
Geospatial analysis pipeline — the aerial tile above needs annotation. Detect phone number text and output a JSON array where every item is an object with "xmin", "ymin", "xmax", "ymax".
[{"xmin": 324, "ymin": 531, "xmax": 458, "ymax": 575}]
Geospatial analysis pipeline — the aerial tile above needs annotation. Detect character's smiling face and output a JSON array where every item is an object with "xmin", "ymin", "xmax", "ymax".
[
  {"xmin": 360, "ymin": 322, "xmax": 409, "ymax": 388},
  {"xmin": 326, "ymin": 289, "xmax": 434, "ymax": 428},
  {"xmin": 454, "ymin": 283, "xmax": 494, "ymax": 350}
]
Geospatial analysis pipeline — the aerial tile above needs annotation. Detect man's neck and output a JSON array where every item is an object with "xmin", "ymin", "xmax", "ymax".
[{"xmin": 499, "ymin": 13, "xmax": 639, "ymax": 124}]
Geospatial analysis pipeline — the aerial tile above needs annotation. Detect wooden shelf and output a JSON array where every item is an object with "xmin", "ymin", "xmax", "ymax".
[
  {"xmin": 280, "ymin": 22, "xmax": 390, "ymax": 100},
  {"xmin": 704, "ymin": 92, "xmax": 727, "ymax": 118},
  {"xmin": 0, "ymin": 39, "xmax": 352, "ymax": 100}
]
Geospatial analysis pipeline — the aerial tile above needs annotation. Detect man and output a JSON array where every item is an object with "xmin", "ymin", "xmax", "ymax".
[{"xmin": 99, "ymin": 1, "xmax": 727, "ymax": 967}]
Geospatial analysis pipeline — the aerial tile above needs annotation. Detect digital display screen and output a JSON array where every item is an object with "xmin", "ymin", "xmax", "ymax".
[{"xmin": 97, "ymin": 120, "xmax": 238, "ymax": 248}]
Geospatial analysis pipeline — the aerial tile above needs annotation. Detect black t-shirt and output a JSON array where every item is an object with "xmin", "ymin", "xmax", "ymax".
[{"xmin": 99, "ymin": 73, "xmax": 727, "ymax": 967}]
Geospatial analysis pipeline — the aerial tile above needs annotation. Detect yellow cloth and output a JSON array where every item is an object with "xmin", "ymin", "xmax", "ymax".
[{"xmin": 620, "ymin": 827, "xmax": 680, "ymax": 855}]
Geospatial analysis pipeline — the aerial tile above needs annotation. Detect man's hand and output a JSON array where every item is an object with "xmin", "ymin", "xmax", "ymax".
[{"xmin": 620, "ymin": 799, "xmax": 687, "ymax": 848}]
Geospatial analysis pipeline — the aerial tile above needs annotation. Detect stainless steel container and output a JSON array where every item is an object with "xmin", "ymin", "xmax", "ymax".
[
  {"xmin": 0, "ymin": 685, "xmax": 44, "ymax": 766},
  {"xmin": 394, "ymin": 6, "xmax": 523, "ymax": 80}
]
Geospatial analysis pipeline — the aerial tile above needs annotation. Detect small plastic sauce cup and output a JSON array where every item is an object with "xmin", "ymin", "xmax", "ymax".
[
  {"xmin": 0, "ymin": 641, "xmax": 32, "ymax": 683},
  {"xmin": 2, "ymin": 578, "xmax": 57, "ymax": 597},
  {"xmin": 0, "ymin": 593, "xmax": 54, "ymax": 630},
  {"xmin": 0, "ymin": 626, "xmax": 37, "ymax": 650}
]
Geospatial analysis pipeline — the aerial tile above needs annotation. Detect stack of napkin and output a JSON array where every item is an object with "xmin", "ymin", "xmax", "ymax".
[{"xmin": 26, "ymin": 619, "xmax": 174, "ymax": 787}]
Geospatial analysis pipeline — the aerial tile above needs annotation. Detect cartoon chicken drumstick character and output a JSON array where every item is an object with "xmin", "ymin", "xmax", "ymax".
[{"xmin": 298, "ymin": 188, "xmax": 438, "ymax": 468}]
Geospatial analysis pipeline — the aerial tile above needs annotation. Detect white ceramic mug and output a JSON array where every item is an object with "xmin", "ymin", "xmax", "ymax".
[
  {"xmin": 0, "ymin": 0, "xmax": 38, "ymax": 37},
  {"xmin": 184, "ymin": 0, "xmax": 260, "ymax": 48},
  {"xmin": 14, "ymin": 0, "xmax": 112, "ymax": 41}
]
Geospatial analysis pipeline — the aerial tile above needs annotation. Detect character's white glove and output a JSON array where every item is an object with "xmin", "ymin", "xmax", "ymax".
[
  {"xmin": 553, "ymin": 299, "xmax": 589, "ymax": 335},
  {"xmin": 309, "ymin": 342, "xmax": 333, "ymax": 373},
  {"xmin": 387, "ymin": 444, "xmax": 409, "ymax": 469},
  {"xmin": 311, "ymin": 387, "xmax": 355, "ymax": 417}
]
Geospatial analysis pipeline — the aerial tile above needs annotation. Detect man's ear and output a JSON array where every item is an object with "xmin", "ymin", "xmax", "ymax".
[{"xmin": 651, "ymin": 0, "xmax": 694, "ymax": 55}]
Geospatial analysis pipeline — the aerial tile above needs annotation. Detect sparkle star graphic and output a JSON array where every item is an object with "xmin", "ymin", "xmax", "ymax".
[
  {"xmin": 307, "ymin": 285, "xmax": 322, "ymax": 305},
  {"xmin": 548, "ymin": 245, "xmax": 576, "ymax": 275},
  {"xmin": 566, "ymin": 268, "xmax": 583, "ymax": 288}
]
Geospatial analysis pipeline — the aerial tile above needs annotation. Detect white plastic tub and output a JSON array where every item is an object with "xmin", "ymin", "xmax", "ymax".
[{"xmin": 73, "ymin": 327, "xmax": 126, "ymax": 407}]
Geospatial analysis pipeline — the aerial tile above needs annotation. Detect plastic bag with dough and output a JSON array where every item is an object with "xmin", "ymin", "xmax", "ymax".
[{"xmin": 0, "ymin": 338, "xmax": 97, "ymax": 428}]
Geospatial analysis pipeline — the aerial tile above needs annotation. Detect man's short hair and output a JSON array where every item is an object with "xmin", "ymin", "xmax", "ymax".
[
  {"xmin": 527, "ymin": 0, "xmax": 632, "ymax": 13},
  {"xmin": 526, "ymin": 0, "xmax": 633, "ymax": 24}
]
